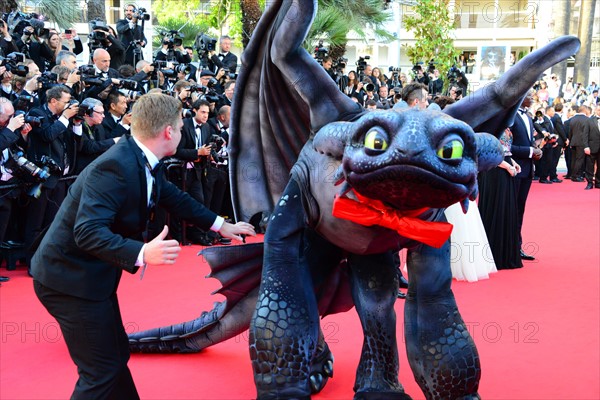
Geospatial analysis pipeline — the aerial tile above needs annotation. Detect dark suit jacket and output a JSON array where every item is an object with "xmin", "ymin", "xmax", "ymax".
[
  {"xmin": 174, "ymin": 117, "xmax": 211, "ymax": 180},
  {"xmin": 510, "ymin": 112, "xmax": 537, "ymax": 179},
  {"xmin": 26, "ymin": 105, "xmax": 80, "ymax": 188},
  {"xmin": 74, "ymin": 123, "xmax": 115, "ymax": 174},
  {"xmin": 588, "ymin": 116, "xmax": 600, "ymax": 154},
  {"xmin": 568, "ymin": 114, "xmax": 591, "ymax": 148},
  {"xmin": 208, "ymin": 52, "xmax": 238, "ymax": 74},
  {"xmin": 102, "ymin": 113, "xmax": 129, "ymax": 139},
  {"xmin": 550, "ymin": 114, "xmax": 568, "ymax": 147},
  {"xmin": 30, "ymin": 134, "xmax": 218, "ymax": 301}
]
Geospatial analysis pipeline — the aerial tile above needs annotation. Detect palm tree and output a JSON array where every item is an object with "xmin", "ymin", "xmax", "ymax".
[
  {"xmin": 573, "ymin": 0, "xmax": 597, "ymax": 86},
  {"xmin": 550, "ymin": 0, "xmax": 571, "ymax": 86},
  {"xmin": 0, "ymin": 0, "xmax": 19, "ymax": 14},
  {"xmin": 240, "ymin": 0, "xmax": 262, "ymax": 48}
]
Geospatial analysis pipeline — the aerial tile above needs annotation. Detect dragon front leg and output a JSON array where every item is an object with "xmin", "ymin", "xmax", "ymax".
[
  {"xmin": 348, "ymin": 251, "xmax": 412, "ymax": 400},
  {"xmin": 404, "ymin": 235, "xmax": 481, "ymax": 399},
  {"xmin": 249, "ymin": 179, "xmax": 320, "ymax": 400}
]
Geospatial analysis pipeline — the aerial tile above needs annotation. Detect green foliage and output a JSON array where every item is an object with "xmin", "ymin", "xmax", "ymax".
[
  {"xmin": 305, "ymin": 0, "xmax": 396, "ymax": 57},
  {"xmin": 151, "ymin": 0, "xmax": 211, "ymax": 50},
  {"xmin": 35, "ymin": 0, "xmax": 80, "ymax": 30},
  {"xmin": 403, "ymin": 0, "xmax": 459, "ymax": 87}
]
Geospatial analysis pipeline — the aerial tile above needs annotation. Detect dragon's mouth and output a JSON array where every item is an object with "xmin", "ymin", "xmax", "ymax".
[{"xmin": 343, "ymin": 164, "xmax": 472, "ymax": 211}]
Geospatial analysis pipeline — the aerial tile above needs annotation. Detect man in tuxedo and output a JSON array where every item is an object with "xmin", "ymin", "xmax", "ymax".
[
  {"xmin": 532, "ymin": 108, "xmax": 558, "ymax": 184},
  {"xmin": 567, "ymin": 105, "xmax": 591, "ymax": 183},
  {"xmin": 208, "ymin": 35, "xmax": 238, "ymax": 75},
  {"xmin": 173, "ymin": 99, "xmax": 213, "ymax": 244},
  {"xmin": 102, "ymin": 90, "xmax": 131, "ymax": 139},
  {"xmin": 582, "ymin": 105, "xmax": 600, "ymax": 189},
  {"xmin": 24, "ymin": 85, "xmax": 81, "ymax": 267},
  {"xmin": 510, "ymin": 91, "xmax": 542, "ymax": 260},
  {"xmin": 117, "ymin": 4, "xmax": 147, "ymax": 67},
  {"xmin": 547, "ymin": 105, "xmax": 568, "ymax": 183},
  {"xmin": 31, "ymin": 93, "xmax": 255, "ymax": 399},
  {"xmin": 217, "ymin": 80, "xmax": 235, "ymax": 111}
]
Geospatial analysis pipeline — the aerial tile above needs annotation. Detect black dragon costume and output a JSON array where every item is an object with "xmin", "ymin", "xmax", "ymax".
[{"xmin": 129, "ymin": 1, "xmax": 580, "ymax": 398}]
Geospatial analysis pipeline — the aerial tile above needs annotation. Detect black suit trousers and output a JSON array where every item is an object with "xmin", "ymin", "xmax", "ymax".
[
  {"xmin": 24, "ymin": 181, "xmax": 67, "ymax": 264},
  {"xmin": 33, "ymin": 280, "xmax": 140, "ymax": 400},
  {"xmin": 514, "ymin": 176, "xmax": 532, "ymax": 246},
  {"xmin": 571, "ymin": 146, "xmax": 586, "ymax": 178},
  {"xmin": 585, "ymin": 152, "xmax": 600, "ymax": 185}
]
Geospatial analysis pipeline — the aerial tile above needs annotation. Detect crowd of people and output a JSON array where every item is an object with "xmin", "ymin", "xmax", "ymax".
[{"xmin": 0, "ymin": 6, "xmax": 241, "ymax": 286}]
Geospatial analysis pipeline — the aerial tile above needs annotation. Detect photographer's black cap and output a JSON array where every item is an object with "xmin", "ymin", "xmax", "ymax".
[{"xmin": 200, "ymin": 70, "xmax": 215, "ymax": 77}]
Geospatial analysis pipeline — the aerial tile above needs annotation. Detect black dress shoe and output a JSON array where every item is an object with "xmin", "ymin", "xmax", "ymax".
[
  {"xmin": 520, "ymin": 250, "xmax": 535, "ymax": 261},
  {"xmin": 217, "ymin": 237, "xmax": 232, "ymax": 245},
  {"xmin": 399, "ymin": 275, "xmax": 409, "ymax": 289},
  {"xmin": 197, "ymin": 237, "xmax": 214, "ymax": 246},
  {"xmin": 564, "ymin": 175, "xmax": 571, "ymax": 179},
  {"xmin": 572, "ymin": 177, "xmax": 585, "ymax": 182},
  {"xmin": 551, "ymin": 178, "xmax": 563, "ymax": 183},
  {"xmin": 533, "ymin": 176, "xmax": 540, "ymax": 181},
  {"xmin": 397, "ymin": 290, "xmax": 406, "ymax": 299},
  {"xmin": 585, "ymin": 183, "xmax": 593, "ymax": 190},
  {"xmin": 0, "ymin": 276, "xmax": 10, "ymax": 282},
  {"xmin": 538, "ymin": 179, "xmax": 552, "ymax": 184}
]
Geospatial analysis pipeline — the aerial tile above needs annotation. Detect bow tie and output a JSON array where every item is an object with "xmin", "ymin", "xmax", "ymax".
[
  {"xmin": 518, "ymin": 109, "xmax": 527, "ymax": 114},
  {"xmin": 195, "ymin": 124, "xmax": 202, "ymax": 130},
  {"xmin": 332, "ymin": 191, "xmax": 453, "ymax": 248},
  {"xmin": 219, "ymin": 53, "xmax": 226, "ymax": 57}
]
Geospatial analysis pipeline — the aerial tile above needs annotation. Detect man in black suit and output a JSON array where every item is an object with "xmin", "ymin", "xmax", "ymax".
[
  {"xmin": 172, "ymin": 99, "xmax": 213, "ymax": 244},
  {"xmin": 582, "ymin": 105, "xmax": 600, "ymax": 189},
  {"xmin": 208, "ymin": 35, "xmax": 238, "ymax": 75},
  {"xmin": 548, "ymin": 104, "xmax": 568, "ymax": 182},
  {"xmin": 24, "ymin": 85, "xmax": 81, "ymax": 267},
  {"xmin": 567, "ymin": 105, "xmax": 591, "ymax": 183},
  {"xmin": 510, "ymin": 91, "xmax": 542, "ymax": 260},
  {"xmin": 102, "ymin": 90, "xmax": 131, "ymax": 139},
  {"xmin": 532, "ymin": 107, "xmax": 559, "ymax": 184},
  {"xmin": 31, "ymin": 93, "xmax": 255, "ymax": 399},
  {"xmin": 117, "ymin": 4, "xmax": 147, "ymax": 67}
]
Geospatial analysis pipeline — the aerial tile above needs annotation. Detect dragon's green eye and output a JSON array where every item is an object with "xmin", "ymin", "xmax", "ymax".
[
  {"xmin": 437, "ymin": 140, "xmax": 464, "ymax": 159},
  {"xmin": 364, "ymin": 130, "xmax": 388, "ymax": 151}
]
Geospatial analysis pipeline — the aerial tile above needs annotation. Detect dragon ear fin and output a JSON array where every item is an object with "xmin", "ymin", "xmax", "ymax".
[{"xmin": 460, "ymin": 198, "xmax": 470, "ymax": 214}]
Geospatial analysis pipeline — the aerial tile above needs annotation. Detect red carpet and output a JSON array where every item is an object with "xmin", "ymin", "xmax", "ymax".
[{"xmin": 1, "ymin": 179, "xmax": 599, "ymax": 399}]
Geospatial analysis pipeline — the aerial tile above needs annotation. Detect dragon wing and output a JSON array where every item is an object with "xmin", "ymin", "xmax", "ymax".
[
  {"xmin": 445, "ymin": 36, "xmax": 580, "ymax": 136},
  {"xmin": 229, "ymin": 0, "xmax": 361, "ymax": 223}
]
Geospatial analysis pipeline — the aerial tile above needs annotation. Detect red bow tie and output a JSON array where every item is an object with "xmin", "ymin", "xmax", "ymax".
[{"xmin": 332, "ymin": 191, "xmax": 453, "ymax": 248}]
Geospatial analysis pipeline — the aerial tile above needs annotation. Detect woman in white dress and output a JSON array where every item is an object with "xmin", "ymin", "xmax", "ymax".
[{"xmin": 444, "ymin": 200, "xmax": 497, "ymax": 282}]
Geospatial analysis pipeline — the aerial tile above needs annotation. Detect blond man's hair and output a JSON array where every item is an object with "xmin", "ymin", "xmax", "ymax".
[{"xmin": 131, "ymin": 94, "xmax": 182, "ymax": 139}]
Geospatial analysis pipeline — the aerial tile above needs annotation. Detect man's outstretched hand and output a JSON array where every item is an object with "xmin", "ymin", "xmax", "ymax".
[{"xmin": 219, "ymin": 221, "xmax": 256, "ymax": 242}]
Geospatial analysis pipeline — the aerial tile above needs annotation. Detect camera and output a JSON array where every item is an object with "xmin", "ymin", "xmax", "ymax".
[
  {"xmin": 363, "ymin": 81, "xmax": 375, "ymax": 92},
  {"xmin": 118, "ymin": 79, "xmax": 138, "ymax": 91},
  {"xmin": 74, "ymin": 103, "xmax": 94, "ymax": 121},
  {"xmin": 208, "ymin": 134, "xmax": 225, "ymax": 152},
  {"xmin": 8, "ymin": 151, "xmax": 59, "ymax": 198},
  {"xmin": 88, "ymin": 20, "xmax": 110, "ymax": 50},
  {"xmin": 133, "ymin": 7, "xmax": 151, "ymax": 21},
  {"xmin": 314, "ymin": 40, "xmax": 328, "ymax": 63},
  {"xmin": 161, "ymin": 30, "xmax": 184, "ymax": 50},
  {"xmin": 14, "ymin": 110, "xmax": 43, "ymax": 128},
  {"xmin": 182, "ymin": 109, "xmax": 195, "ymax": 118},
  {"xmin": 356, "ymin": 55, "xmax": 370, "ymax": 81},
  {"xmin": 36, "ymin": 71, "xmax": 59, "ymax": 88},
  {"xmin": 119, "ymin": 89, "xmax": 142, "ymax": 101},
  {"xmin": 0, "ymin": 52, "xmax": 29, "ymax": 77},
  {"xmin": 193, "ymin": 33, "xmax": 217, "ymax": 67}
]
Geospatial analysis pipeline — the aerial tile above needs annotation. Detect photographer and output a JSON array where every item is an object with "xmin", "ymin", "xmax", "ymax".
[
  {"xmin": 533, "ymin": 108, "xmax": 558, "ymax": 184},
  {"xmin": 0, "ymin": 19, "xmax": 18, "ymax": 56},
  {"xmin": 24, "ymin": 85, "xmax": 82, "ymax": 268},
  {"xmin": 428, "ymin": 69, "xmax": 443, "ymax": 96},
  {"xmin": 321, "ymin": 56, "xmax": 336, "ymax": 82},
  {"xmin": 89, "ymin": 25, "xmax": 126, "ymax": 70},
  {"xmin": 217, "ymin": 79, "xmax": 235, "ymax": 110},
  {"xmin": 0, "ymin": 97, "xmax": 30, "ymax": 283},
  {"xmin": 207, "ymin": 35, "xmax": 237, "ymax": 75},
  {"xmin": 116, "ymin": 4, "xmax": 148, "ymax": 66},
  {"xmin": 74, "ymin": 97, "xmax": 119, "ymax": 173},
  {"xmin": 413, "ymin": 65, "xmax": 430, "ymax": 86},
  {"xmin": 155, "ymin": 32, "xmax": 191, "ymax": 64}
]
